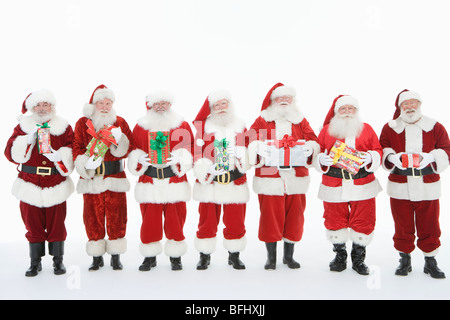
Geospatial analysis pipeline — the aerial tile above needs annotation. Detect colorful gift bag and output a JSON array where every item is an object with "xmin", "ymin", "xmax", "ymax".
[
  {"xmin": 329, "ymin": 140, "xmax": 365, "ymax": 175},
  {"xmin": 214, "ymin": 138, "xmax": 230, "ymax": 171},
  {"xmin": 149, "ymin": 131, "xmax": 170, "ymax": 164},
  {"xmin": 266, "ymin": 135, "xmax": 307, "ymax": 167},
  {"xmin": 85, "ymin": 120, "xmax": 118, "ymax": 161},
  {"xmin": 37, "ymin": 122, "xmax": 51, "ymax": 154},
  {"xmin": 401, "ymin": 153, "xmax": 420, "ymax": 168}
]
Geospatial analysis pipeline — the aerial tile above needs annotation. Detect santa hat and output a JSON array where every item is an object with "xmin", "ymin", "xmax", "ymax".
[
  {"xmin": 392, "ymin": 89, "xmax": 421, "ymax": 120},
  {"xmin": 260, "ymin": 83, "xmax": 296, "ymax": 111},
  {"xmin": 323, "ymin": 95, "xmax": 359, "ymax": 127},
  {"xmin": 22, "ymin": 89, "xmax": 56, "ymax": 114},
  {"xmin": 83, "ymin": 84, "xmax": 115, "ymax": 117},
  {"xmin": 145, "ymin": 90, "xmax": 175, "ymax": 109}
]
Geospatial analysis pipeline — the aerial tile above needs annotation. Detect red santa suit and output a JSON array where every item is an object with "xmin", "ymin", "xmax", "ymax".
[
  {"xmin": 192, "ymin": 90, "xmax": 250, "ymax": 255},
  {"xmin": 380, "ymin": 90, "xmax": 450, "ymax": 256},
  {"xmin": 127, "ymin": 92, "xmax": 193, "ymax": 259},
  {"xmin": 248, "ymin": 83, "xmax": 319, "ymax": 244},
  {"xmin": 5, "ymin": 90, "xmax": 74, "ymax": 245},
  {"xmin": 73, "ymin": 85, "xmax": 132, "ymax": 258},
  {"xmin": 315, "ymin": 95, "xmax": 382, "ymax": 246}
]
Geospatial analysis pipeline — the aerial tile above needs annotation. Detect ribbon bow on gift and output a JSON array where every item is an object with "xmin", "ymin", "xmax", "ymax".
[
  {"xmin": 150, "ymin": 131, "xmax": 169, "ymax": 164},
  {"xmin": 330, "ymin": 141, "xmax": 363, "ymax": 165},
  {"xmin": 36, "ymin": 122, "xmax": 51, "ymax": 129},
  {"xmin": 214, "ymin": 138, "xmax": 229, "ymax": 149},
  {"xmin": 272, "ymin": 135, "xmax": 305, "ymax": 166},
  {"xmin": 85, "ymin": 119, "xmax": 118, "ymax": 156}
]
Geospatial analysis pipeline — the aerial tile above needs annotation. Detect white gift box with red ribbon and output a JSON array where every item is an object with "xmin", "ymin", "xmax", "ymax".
[{"xmin": 265, "ymin": 135, "xmax": 307, "ymax": 168}]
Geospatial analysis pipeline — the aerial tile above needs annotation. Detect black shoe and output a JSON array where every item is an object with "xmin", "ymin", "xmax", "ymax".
[
  {"xmin": 52, "ymin": 256, "xmax": 66, "ymax": 275},
  {"xmin": 330, "ymin": 243, "xmax": 347, "ymax": 272},
  {"xmin": 424, "ymin": 257, "xmax": 446, "ymax": 279},
  {"xmin": 49, "ymin": 241, "xmax": 66, "ymax": 275},
  {"xmin": 196, "ymin": 253, "xmax": 211, "ymax": 270},
  {"xmin": 139, "ymin": 257, "xmax": 157, "ymax": 271},
  {"xmin": 264, "ymin": 242, "xmax": 277, "ymax": 270},
  {"xmin": 228, "ymin": 252, "xmax": 245, "ymax": 270},
  {"xmin": 170, "ymin": 257, "xmax": 183, "ymax": 271},
  {"xmin": 351, "ymin": 243, "xmax": 369, "ymax": 275},
  {"xmin": 110, "ymin": 254, "xmax": 123, "ymax": 270},
  {"xmin": 25, "ymin": 242, "xmax": 45, "ymax": 277},
  {"xmin": 395, "ymin": 252, "xmax": 412, "ymax": 276},
  {"xmin": 89, "ymin": 256, "xmax": 104, "ymax": 271},
  {"xmin": 283, "ymin": 242, "xmax": 300, "ymax": 269}
]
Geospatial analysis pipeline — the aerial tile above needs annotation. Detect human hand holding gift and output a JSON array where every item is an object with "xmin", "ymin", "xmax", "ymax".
[
  {"xmin": 418, "ymin": 152, "xmax": 435, "ymax": 169},
  {"xmin": 43, "ymin": 146, "xmax": 62, "ymax": 163},
  {"xmin": 85, "ymin": 155, "xmax": 103, "ymax": 170}
]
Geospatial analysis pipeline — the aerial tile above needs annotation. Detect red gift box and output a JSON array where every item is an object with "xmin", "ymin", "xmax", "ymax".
[{"xmin": 401, "ymin": 153, "xmax": 420, "ymax": 168}]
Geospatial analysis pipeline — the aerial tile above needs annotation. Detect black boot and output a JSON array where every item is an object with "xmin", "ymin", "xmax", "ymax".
[
  {"xmin": 228, "ymin": 252, "xmax": 246, "ymax": 270},
  {"xmin": 25, "ymin": 242, "xmax": 45, "ymax": 277},
  {"xmin": 170, "ymin": 257, "xmax": 183, "ymax": 271},
  {"xmin": 424, "ymin": 256, "xmax": 446, "ymax": 279},
  {"xmin": 89, "ymin": 256, "xmax": 104, "ymax": 271},
  {"xmin": 49, "ymin": 241, "xmax": 66, "ymax": 275},
  {"xmin": 265, "ymin": 242, "xmax": 277, "ymax": 270},
  {"xmin": 283, "ymin": 242, "xmax": 300, "ymax": 269},
  {"xmin": 351, "ymin": 243, "xmax": 369, "ymax": 275},
  {"xmin": 196, "ymin": 253, "xmax": 211, "ymax": 270},
  {"xmin": 330, "ymin": 243, "xmax": 347, "ymax": 272},
  {"xmin": 395, "ymin": 252, "xmax": 412, "ymax": 276},
  {"xmin": 110, "ymin": 254, "xmax": 123, "ymax": 270},
  {"xmin": 139, "ymin": 257, "xmax": 157, "ymax": 271}
]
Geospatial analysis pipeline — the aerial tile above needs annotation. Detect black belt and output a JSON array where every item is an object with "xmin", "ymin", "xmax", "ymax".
[
  {"xmin": 213, "ymin": 168, "xmax": 244, "ymax": 185},
  {"xmin": 95, "ymin": 161, "xmax": 124, "ymax": 176},
  {"xmin": 21, "ymin": 165, "xmax": 59, "ymax": 176},
  {"xmin": 325, "ymin": 166, "xmax": 371, "ymax": 180},
  {"xmin": 144, "ymin": 166, "xmax": 176, "ymax": 180},
  {"xmin": 393, "ymin": 166, "xmax": 434, "ymax": 177}
]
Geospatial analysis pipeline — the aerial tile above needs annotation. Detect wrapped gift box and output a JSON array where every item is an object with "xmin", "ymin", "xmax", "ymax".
[
  {"xmin": 214, "ymin": 138, "xmax": 230, "ymax": 171},
  {"xmin": 149, "ymin": 131, "xmax": 170, "ymax": 164},
  {"xmin": 401, "ymin": 153, "xmax": 420, "ymax": 168},
  {"xmin": 329, "ymin": 140, "xmax": 365, "ymax": 175},
  {"xmin": 265, "ymin": 135, "xmax": 307, "ymax": 168},
  {"xmin": 85, "ymin": 123, "xmax": 118, "ymax": 161},
  {"xmin": 37, "ymin": 126, "xmax": 51, "ymax": 154}
]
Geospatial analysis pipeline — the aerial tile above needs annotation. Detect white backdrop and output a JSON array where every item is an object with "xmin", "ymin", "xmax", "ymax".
[{"xmin": 1, "ymin": 0, "xmax": 450, "ymax": 300}]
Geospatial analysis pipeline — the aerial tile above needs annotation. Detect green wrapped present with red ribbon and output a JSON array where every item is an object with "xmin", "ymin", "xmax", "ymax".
[
  {"xmin": 84, "ymin": 119, "xmax": 118, "ymax": 160},
  {"xmin": 37, "ymin": 122, "xmax": 51, "ymax": 154},
  {"xmin": 149, "ymin": 131, "xmax": 170, "ymax": 164}
]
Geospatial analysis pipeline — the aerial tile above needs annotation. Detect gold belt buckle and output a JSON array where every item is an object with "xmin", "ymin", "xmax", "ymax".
[
  {"xmin": 412, "ymin": 168, "xmax": 422, "ymax": 178},
  {"xmin": 156, "ymin": 168, "xmax": 165, "ymax": 180},
  {"xmin": 342, "ymin": 168, "xmax": 353, "ymax": 181},
  {"xmin": 95, "ymin": 162, "xmax": 105, "ymax": 176},
  {"xmin": 36, "ymin": 166, "xmax": 51, "ymax": 176},
  {"xmin": 217, "ymin": 171, "xmax": 231, "ymax": 185}
]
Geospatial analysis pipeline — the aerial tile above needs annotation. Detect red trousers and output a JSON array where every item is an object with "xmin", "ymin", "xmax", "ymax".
[
  {"xmin": 390, "ymin": 198, "xmax": 441, "ymax": 254},
  {"xmin": 258, "ymin": 194, "xmax": 306, "ymax": 243},
  {"xmin": 196, "ymin": 202, "xmax": 246, "ymax": 240},
  {"xmin": 140, "ymin": 202, "xmax": 186, "ymax": 244},
  {"xmin": 83, "ymin": 191, "xmax": 127, "ymax": 241},
  {"xmin": 323, "ymin": 198, "xmax": 376, "ymax": 235},
  {"xmin": 20, "ymin": 201, "xmax": 67, "ymax": 243}
]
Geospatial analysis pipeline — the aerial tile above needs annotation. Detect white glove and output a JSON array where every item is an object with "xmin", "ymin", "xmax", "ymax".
[
  {"xmin": 85, "ymin": 155, "xmax": 103, "ymax": 170},
  {"xmin": 303, "ymin": 145, "xmax": 313, "ymax": 157},
  {"xmin": 27, "ymin": 127, "xmax": 39, "ymax": 145},
  {"xmin": 360, "ymin": 152, "xmax": 372, "ymax": 168},
  {"xmin": 257, "ymin": 141, "xmax": 269, "ymax": 158},
  {"xmin": 110, "ymin": 127, "xmax": 123, "ymax": 144},
  {"xmin": 319, "ymin": 153, "xmax": 334, "ymax": 167},
  {"xmin": 418, "ymin": 152, "xmax": 435, "ymax": 169},
  {"xmin": 166, "ymin": 152, "xmax": 180, "ymax": 166},
  {"xmin": 43, "ymin": 147, "xmax": 62, "ymax": 163},
  {"xmin": 208, "ymin": 164, "xmax": 225, "ymax": 176},
  {"xmin": 387, "ymin": 153, "xmax": 405, "ymax": 170},
  {"xmin": 138, "ymin": 153, "xmax": 151, "ymax": 166},
  {"xmin": 233, "ymin": 146, "xmax": 246, "ymax": 159}
]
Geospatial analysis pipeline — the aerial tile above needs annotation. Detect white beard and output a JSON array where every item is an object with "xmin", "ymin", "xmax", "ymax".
[
  {"xmin": 400, "ymin": 106, "xmax": 422, "ymax": 124},
  {"xmin": 208, "ymin": 108, "xmax": 237, "ymax": 128},
  {"xmin": 31, "ymin": 109, "xmax": 55, "ymax": 124},
  {"xmin": 91, "ymin": 108, "xmax": 117, "ymax": 131},
  {"xmin": 144, "ymin": 108, "xmax": 180, "ymax": 131},
  {"xmin": 328, "ymin": 113, "xmax": 364, "ymax": 139},
  {"xmin": 268, "ymin": 102, "xmax": 301, "ymax": 121}
]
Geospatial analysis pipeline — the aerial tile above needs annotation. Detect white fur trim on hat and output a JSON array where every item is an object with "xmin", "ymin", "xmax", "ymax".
[
  {"xmin": 334, "ymin": 95, "xmax": 359, "ymax": 112},
  {"xmin": 398, "ymin": 90, "xmax": 421, "ymax": 106},
  {"xmin": 208, "ymin": 89, "xmax": 232, "ymax": 106},
  {"xmin": 270, "ymin": 86, "xmax": 296, "ymax": 100},
  {"xmin": 25, "ymin": 89, "xmax": 56, "ymax": 110},
  {"xmin": 92, "ymin": 87, "xmax": 115, "ymax": 104},
  {"xmin": 146, "ymin": 90, "xmax": 175, "ymax": 107}
]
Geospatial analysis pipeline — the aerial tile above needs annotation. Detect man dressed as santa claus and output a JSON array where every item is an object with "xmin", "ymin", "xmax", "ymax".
[
  {"xmin": 127, "ymin": 91, "xmax": 193, "ymax": 271},
  {"xmin": 248, "ymin": 83, "xmax": 319, "ymax": 270},
  {"xmin": 73, "ymin": 84, "xmax": 133, "ymax": 271},
  {"xmin": 5, "ymin": 89, "xmax": 75, "ymax": 277},
  {"xmin": 192, "ymin": 89, "xmax": 250, "ymax": 270},
  {"xmin": 315, "ymin": 95, "xmax": 382, "ymax": 275},
  {"xmin": 380, "ymin": 89, "xmax": 450, "ymax": 279}
]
